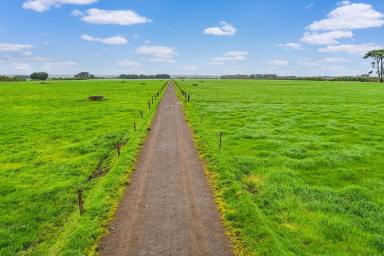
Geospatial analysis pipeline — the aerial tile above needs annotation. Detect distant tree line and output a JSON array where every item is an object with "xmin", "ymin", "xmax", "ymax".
[
  {"xmin": 221, "ymin": 74, "xmax": 278, "ymax": 80},
  {"xmin": 294, "ymin": 76, "xmax": 378, "ymax": 82},
  {"xmin": 220, "ymin": 74, "xmax": 378, "ymax": 82},
  {"xmin": 119, "ymin": 74, "xmax": 171, "ymax": 79},
  {"xmin": 0, "ymin": 75, "xmax": 27, "ymax": 82},
  {"xmin": 1, "ymin": 73, "xmax": 49, "ymax": 82},
  {"xmin": 219, "ymin": 49, "xmax": 384, "ymax": 83}
]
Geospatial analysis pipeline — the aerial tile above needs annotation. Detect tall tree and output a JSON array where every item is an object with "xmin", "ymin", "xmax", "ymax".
[
  {"xmin": 30, "ymin": 72, "xmax": 49, "ymax": 80},
  {"xmin": 364, "ymin": 49, "xmax": 384, "ymax": 83},
  {"xmin": 74, "ymin": 72, "xmax": 91, "ymax": 80}
]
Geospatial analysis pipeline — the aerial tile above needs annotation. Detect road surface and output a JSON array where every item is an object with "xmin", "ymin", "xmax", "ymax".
[{"xmin": 100, "ymin": 83, "xmax": 232, "ymax": 256}]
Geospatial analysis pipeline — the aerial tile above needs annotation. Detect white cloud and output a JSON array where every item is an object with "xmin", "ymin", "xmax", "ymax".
[
  {"xmin": 298, "ymin": 57, "xmax": 349, "ymax": 66},
  {"xmin": 23, "ymin": 0, "xmax": 98, "ymax": 13},
  {"xmin": 81, "ymin": 34, "xmax": 128, "ymax": 45},
  {"xmin": 136, "ymin": 45, "xmax": 177, "ymax": 63},
  {"xmin": 0, "ymin": 42, "xmax": 33, "ymax": 52},
  {"xmin": 268, "ymin": 59, "xmax": 289, "ymax": 66},
  {"xmin": 0, "ymin": 55, "xmax": 79, "ymax": 74},
  {"xmin": 71, "ymin": 9, "xmax": 84, "ymax": 17},
  {"xmin": 278, "ymin": 42, "xmax": 302, "ymax": 50},
  {"xmin": 319, "ymin": 43, "xmax": 382, "ymax": 55},
  {"xmin": 298, "ymin": 2, "xmax": 384, "ymax": 52},
  {"xmin": 301, "ymin": 30, "xmax": 353, "ymax": 45},
  {"xmin": 210, "ymin": 51, "xmax": 248, "ymax": 64},
  {"xmin": 322, "ymin": 57, "xmax": 350, "ymax": 63},
  {"xmin": 118, "ymin": 60, "xmax": 142, "ymax": 68},
  {"xmin": 81, "ymin": 8, "xmax": 151, "ymax": 25},
  {"xmin": 308, "ymin": 1, "xmax": 384, "ymax": 31},
  {"xmin": 22, "ymin": 51, "xmax": 34, "ymax": 56},
  {"xmin": 62, "ymin": 61, "xmax": 78, "ymax": 66},
  {"xmin": 203, "ymin": 21, "xmax": 237, "ymax": 36},
  {"xmin": 28, "ymin": 56, "xmax": 50, "ymax": 62},
  {"xmin": 0, "ymin": 54, "xmax": 49, "ymax": 63},
  {"xmin": 322, "ymin": 57, "xmax": 349, "ymax": 63}
]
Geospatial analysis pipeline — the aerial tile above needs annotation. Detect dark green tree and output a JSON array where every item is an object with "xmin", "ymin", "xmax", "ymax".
[
  {"xmin": 30, "ymin": 72, "xmax": 49, "ymax": 80},
  {"xmin": 364, "ymin": 49, "xmax": 384, "ymax": 83},
  {"xmin": 74, "ymin": 72, "xmax": 91, "ymax": 80}
]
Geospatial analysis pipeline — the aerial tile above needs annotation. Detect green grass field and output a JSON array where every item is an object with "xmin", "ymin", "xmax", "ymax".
[
  {"xmin": 177, "ymin": 80, "xmax": 384, "ymax": 255},
  {"xmin": 0, "ymin": 80, "xmax": 164, "ymax": 255}
]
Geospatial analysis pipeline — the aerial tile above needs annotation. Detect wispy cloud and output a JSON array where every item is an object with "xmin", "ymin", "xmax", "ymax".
[
  {"xmin": 81, "ymin": 34, "xmax": 128, "ymax": 45},
  {"xmin": 0, "ymin": 52, "xmax": 79, "ymax": 74},
  {"xmin": 118, "ymin": 60, "xmax": 142, "ymax": 68},
  {"xmin": 319, "ymin": 43, "xmax": 383, "ymax": 55},
  {"xmin": 210, "ymin": 51, "xmax": 248, "ymax": 64},
  {"xmin": 322, "ymin": 57, "xmax": 350, "ymax": 63},
  {"xmin": 0, "ymin": 54, "xmax": 49, "ymax": 62},
  {"xmin": 23, "ymin": 0, "xmax": 97, "ymax": 13},
  {"xmin": 267, "ymin": 59, "xmax": 289, "ymax": 66},
  {"xmin": 298, "ymin": 57, "xmax": 350, "ymax": 67},
  {"xmin": 136, "ymin": 45, "xmax": 177, "ymax": 63},
  {"xmin": 42, "ymin": 61, "xmax": 78, "ymax": 70},
  {"xmin": 278, "ymin": 42, "xmax": 302, "ymax": 50},
  {"xmin": 22, "ymin": 51, "xmax": 34, "ymax": 56},
  {"xmin": 0, "ymin": 42, "xmax": 33, "ymax": 52},
  {"xmin": 80, "ymin": 8, "xmax": 151, "ymax": 26},
  {"xmin": 305, "ymin": 2, "xmax": 314, "ymax": 10},
  {"xmin": 203, "ymin": 21, "xmax": 237, "ymax": 36}
]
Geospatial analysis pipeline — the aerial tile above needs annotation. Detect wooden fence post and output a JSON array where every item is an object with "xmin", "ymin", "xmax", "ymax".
[
  {"xmin": 78, "ymin": 189, "xmax": 84, "ymax": 215},
  {"xmin": 219, "ymin": 132, "xmax": 223, "ymax": 150},
  {"xmin": 115, "ymin": 143, "xmax": 121, "ymax": 156}
]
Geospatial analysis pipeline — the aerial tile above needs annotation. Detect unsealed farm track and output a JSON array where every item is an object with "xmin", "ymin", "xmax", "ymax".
[{"xmin": 100, "ymin": 83, "xmax": 233, "ymax": 256}]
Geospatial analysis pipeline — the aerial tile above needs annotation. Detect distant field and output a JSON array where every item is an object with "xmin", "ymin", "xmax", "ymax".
[
  {"xmin": 177, "ymin": 80, "xmax": 384, "ymax": 255},
  {"xmin": 0, "ymin": 80, "xmax": 164, "ymax": 255}
]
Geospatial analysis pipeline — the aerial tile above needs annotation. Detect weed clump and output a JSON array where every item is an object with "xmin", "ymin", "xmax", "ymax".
[{"xmin": 243, "ymin": 175, "xmax": 263, "ymax": 194}]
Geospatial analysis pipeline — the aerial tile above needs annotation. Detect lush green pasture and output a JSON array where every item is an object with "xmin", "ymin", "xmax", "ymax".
[
  {"xmin": 178, "ymin": 80, "xmax": 384, "ymax": 255},
  {"xmin": 0, "ymin": 80, "xmax": 163, "ymax": 255}
]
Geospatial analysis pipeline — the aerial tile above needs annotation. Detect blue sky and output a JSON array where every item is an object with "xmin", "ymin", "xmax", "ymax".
[{"xmin": 0, "ymin": 0, "xmax": 383, "ymax": 76}]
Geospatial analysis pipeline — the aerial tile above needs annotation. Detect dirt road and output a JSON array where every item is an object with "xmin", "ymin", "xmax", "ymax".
[{"xmin": 99, "ymin": 83, "xmax": 233, "ymax": 256}]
